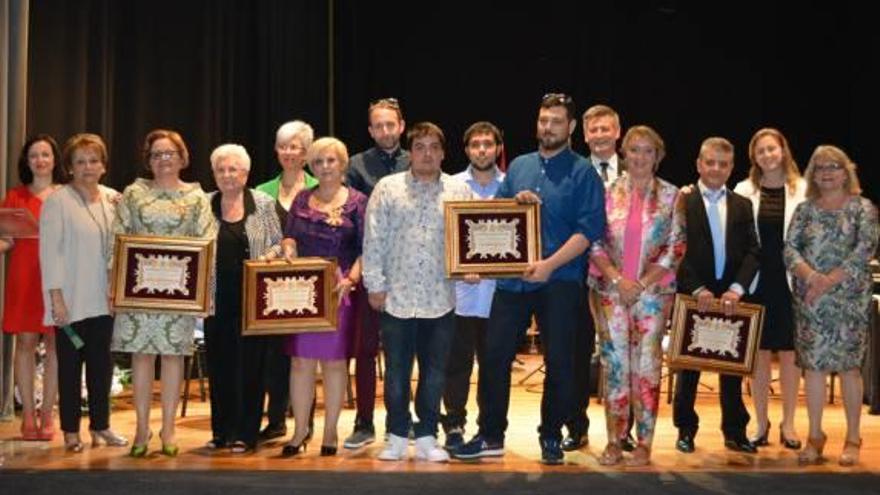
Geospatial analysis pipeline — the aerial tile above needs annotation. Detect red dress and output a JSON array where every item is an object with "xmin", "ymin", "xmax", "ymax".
[{"xmin": 2, "ymin": 185, "xmax": 52, "ymax": 334}]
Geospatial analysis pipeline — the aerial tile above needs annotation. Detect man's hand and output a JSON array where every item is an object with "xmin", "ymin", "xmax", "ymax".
[
  {"xmin": 514, "ymin": 190, "xmax": 541, "ymax": 204},
  {"xmin": 523, "ymin": 260, "xmax": 553, "ymax": 283},
  {"xmin": 719, "ymin": 290, "xmax": 741, "ymax": 316},
  {"xmin": 368, "ymin": 291, "xmax": 387, "ymax": 311},
  {"xmin": 462, "ymin": 273, "xmax": 481, "ymax": 285},
  {"xmin": 696, "ymin": 288, "xmax": 715, "ymax": 313}
]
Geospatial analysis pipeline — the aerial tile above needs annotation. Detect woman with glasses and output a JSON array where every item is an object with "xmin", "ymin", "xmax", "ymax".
[
  {"xmin": 40, "ymin": 134, "xmax": 128, "ymax": 452},
  {"xmin": 205, "ymin": 144, "xmax": 283, "ymax": 453},
  {"xmin": 111, "ymin": 129, "xmax": 217, "ymax": 457},
  {"xmin": 733, "ymin": 128, "xmax": 807, "ymax": 450},
  {"xmin": 588, "ymin": 125, "xmax": 685, "ymax": 466},
  {"xmin": 1, "ymin": 135, "xmax": 64, "ymax": 442},
  {"xmin": 784, "ymin": 145, "xmax": 879, "ymax": 466}
]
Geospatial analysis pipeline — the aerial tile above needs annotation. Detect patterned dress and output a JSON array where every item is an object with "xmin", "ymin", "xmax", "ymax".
[
  {"xmin": 110, "ymin": 179, "xmax": 217, "ymax": 356},
  {"xmin": 783, "ymin": 196, "xmax": 879, "ymax": 371}
]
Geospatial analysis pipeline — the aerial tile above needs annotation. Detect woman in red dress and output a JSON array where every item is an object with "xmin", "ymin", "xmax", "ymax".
[{"xmin": 1, "ymin": 135, "xmax": 66, "ymax": 440}]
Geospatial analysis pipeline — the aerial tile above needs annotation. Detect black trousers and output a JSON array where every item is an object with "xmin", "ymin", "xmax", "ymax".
[
  {"xmin": 672, "ymin": 369, "xmax": 750, "ymax": 439},
  {"xmin": 442, "ymin": 315, "xmax": 488, "ymax": 432},
  {"xmin": 565, "ymin": 286, "xmax": 596, "ymax": 437},
  {"xmin": 263, "ymin": 340, "xmax": 291, "ymax": 427},
  {"xmin": 56, "ymin": 315, "xmax": 114, "ymax": 433},
  {"xmin": 205, "ymin": 315, "xmax": 273, "ymax": 447}
]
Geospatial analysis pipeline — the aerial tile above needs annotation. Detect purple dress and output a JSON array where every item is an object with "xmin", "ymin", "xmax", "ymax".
[{"xmin": 283, "ymin": 187, "xmax": 368, "ymax": 360}]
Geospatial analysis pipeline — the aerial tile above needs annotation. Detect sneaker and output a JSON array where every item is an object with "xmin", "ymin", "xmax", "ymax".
[
  {"xmin": 344, "ymin": 423, "xmax": 376, "ymax": 450},
  {"xmin": 414, "ymin": 435, "xmax": 450, "ymax": 462},
  {"xmin": 444, "ymin": 427, "xmax": 465, "ymax": 451},
  {"xmin": 377, "ymin": 433, "xmax": 409, "ymax": 461},
  {"xmin": 451, "ymin": 434, "xmax": 505, "ymax": 460},
  {"xmin": 540, "ymin": 438, "xmax": 564, "ymax": 465}
]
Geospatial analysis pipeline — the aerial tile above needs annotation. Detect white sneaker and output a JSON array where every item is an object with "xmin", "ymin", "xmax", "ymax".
[
  {"xmin": 414, "ymin": 435, "xmax": 450, "ymax": 463},
  {"xmin": 378, "ymin": 433, "xmax": 409, "ymax": 461}
]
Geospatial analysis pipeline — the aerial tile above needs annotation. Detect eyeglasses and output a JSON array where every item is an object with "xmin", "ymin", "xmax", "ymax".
[
  {"xmin": 370, "ymin": 97, "xmax": 400, "ymax": 109},
  {"xmin": 542, "ymin": 93, "xmax": 573, "ymax": 105},
  {"xmin": 149, "ymin": 150, "xmax": 179, "ymax": 161},
  {"xmin": 814, "ymin": 162, "xmax": 844, "ymax": 173},
  {"xmin": 277, "ymin": 143, "xmax": 306, "ymax": 153}
]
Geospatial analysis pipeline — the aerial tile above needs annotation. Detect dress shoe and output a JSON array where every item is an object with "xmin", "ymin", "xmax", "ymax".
[
  {"xmin": 560, "ymin": 433, "xmax": 588, "ymax": 451},
  {"xmin": 724, "ymin": 436, "xmax": 757, "ymax": 454},
  {"xmin": 20, "ymin": 413, "xmax": 40, "ymax": 441},
  {"xmin": 779, "ymin": 424, "xmax": 802, "ymax": 450},
  {"xmin": 798, "ymin": 432, "xmax": 826, "ymax": 465},
  {"xmin": 281, "ymin": 437, "xmax": 309, "ymax": 457},
  {"xmin": 258, "ymin": 423, "xmax": 287, "ymax": 442},
  {"xmin": 676, "ymin": 432, "xmax": 695, "ymax": 453},
  {"xmin": 750, "ymin": 423, "xmax": 770, "ymax": 447},
  {"xmin": 38, "ymin": 413, "xmax": 56, "ymax": 441},
  {"xmin": 839, "ymin": 438, "xmax": 861, "ymax": 467},
  {"xmin": 620, "ymin": 433, "xmax": 637, "ymax": 452},
  {"xmin": 539, "ymin": 438, "xmax": 564, "ymax": 465}
]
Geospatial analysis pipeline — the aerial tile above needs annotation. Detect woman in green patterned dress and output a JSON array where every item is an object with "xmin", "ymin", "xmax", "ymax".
[
  {"xmin": 111, "ymin": 130, "xmax": 217, "ymax": 457},
  {"xmin": 784, "ymin": 145, "xmax": 879, "ymax": 467}
]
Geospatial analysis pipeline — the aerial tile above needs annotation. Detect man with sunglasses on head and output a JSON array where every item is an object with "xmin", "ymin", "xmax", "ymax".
[
  {"xmin": 453, "ymin": 94, "xmax": 606, "ymax": 465},
  {"xmin": 342, "ymin": 98, "xmax": 411, "ymax": 450}
]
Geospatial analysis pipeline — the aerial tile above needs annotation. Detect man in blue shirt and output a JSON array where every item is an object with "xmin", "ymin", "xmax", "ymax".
[
  {"xmin": 453, "ymin": 94, "xmax": 606, "ymax": 465},
  {"xmin": 442, "ymin": 122, "xmax": 505, "ymax": 451}
]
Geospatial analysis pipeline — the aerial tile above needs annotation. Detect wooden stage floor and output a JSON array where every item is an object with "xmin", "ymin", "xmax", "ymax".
[{"xmin": 1, "ymin": 354, "xmax": 878, "ymax": 473}]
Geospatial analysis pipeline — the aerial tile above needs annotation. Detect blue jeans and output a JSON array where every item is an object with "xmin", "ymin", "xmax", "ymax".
[
  {"xmin": 381, "ymin": 311, "xmax": 454, "ymax": 438},
  {"xmin": 479, "ymin": 281, "xmax": 586, "ymax": 442}
]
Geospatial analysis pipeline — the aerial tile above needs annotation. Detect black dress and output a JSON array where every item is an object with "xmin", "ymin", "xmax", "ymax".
[{"xmin": 754, "ymin": 186, "xmax": 795, "ymax": 350}]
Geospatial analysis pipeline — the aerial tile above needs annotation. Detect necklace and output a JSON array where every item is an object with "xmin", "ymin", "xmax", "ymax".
[
  {"xmin": 309, "ymin": 188, "xmax": 347, "ymax": 227},
  {"xmin": 72, "ymin": 185, "xmax": 110, "ymax": 261}
]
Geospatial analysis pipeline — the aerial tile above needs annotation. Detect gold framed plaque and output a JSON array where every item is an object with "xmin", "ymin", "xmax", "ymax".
[
  {"xmin": 444, "ymin": 199, "xmax": 541, "ymax": 278},
  {"xmin": 242, "ymin": 258, "xmax": 339, "ymax": 336},
  {"xmin": 0, "ymin": 208, "xmax": 39, "ymax": 238},
  {"xmin": 111, "ymin": 234, "xmax": 215, "ymax": 316},
  {"xmin": 667, "ymin": 294, "xmax": 765, "ymax": 375}
]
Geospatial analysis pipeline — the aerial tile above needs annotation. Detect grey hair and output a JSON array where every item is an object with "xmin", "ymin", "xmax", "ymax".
[
  {"xmin": 210, "ymin": 143, "xmax": 251, "ymax": 172},
  {"xmin": 275, "ymin": 120, "xmax": 314, "ymax": 149}
]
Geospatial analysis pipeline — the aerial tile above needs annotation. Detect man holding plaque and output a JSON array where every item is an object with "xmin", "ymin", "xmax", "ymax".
[
  {"xmin": 363, "ymin": 122, "xmax": 472, "ymax": 462},
  {"xmin": 441, "ymin": 121, "xmax": 505, "ymax": 451},
  {"xmin": 672, "ymin": 137, "xmax": 760, "ymax": 454},
  {"xmin": 454, "ymin": 93, "xmax": 606, "ymax": 465}
]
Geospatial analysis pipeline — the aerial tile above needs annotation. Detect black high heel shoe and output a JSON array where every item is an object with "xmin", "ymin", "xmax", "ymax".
[
  {"xmin": 750, "ymin": 423, "xmax": 770, "ymax": 447},
  {"xmin": 779, "ymin": 425, "xmax": 802, "ymax": 450},
  {"xmin": 281, "ymin": 438, "xmax": 309, "ymax": 457},
  {"xmin": 320, "ymin": 445, "xmax": 338, "ymax": 456}
]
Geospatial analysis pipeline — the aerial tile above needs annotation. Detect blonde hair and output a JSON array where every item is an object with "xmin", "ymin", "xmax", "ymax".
[
  {"xmin": 621, "ymin": 125, "xmax": 665, "ymax": 171},
  {"xmin": 804, "ymin": 144, "xmax": 862, "ymax": 199},
  {"xmin": 307, "ymin": 137, "xmax": 350, "ymax": 172},
  {"xmin": 747, "ymin": 128, "xmax": 801, "ymax": 191}
]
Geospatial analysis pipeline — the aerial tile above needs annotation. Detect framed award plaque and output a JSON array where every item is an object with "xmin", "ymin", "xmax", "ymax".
[
  {"xmin": 111, "ymin": 234, "xmax": 215, "ymax": 316},
  {"xmin": 444, "ymin": 199, "xmax": 541, "ymax": 278},
  {"xmin": 667, "ymin": 294, "xmax": 765, "ymax": 375},
  {"xmin": 242, "ymin": 258, "xmax": 338, "ymax": 336}
]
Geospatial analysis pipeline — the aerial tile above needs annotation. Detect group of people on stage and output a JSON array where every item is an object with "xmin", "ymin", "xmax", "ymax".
[{"xmin": 2, "ymin": 93, "xmax": 878, "ymax": 467}]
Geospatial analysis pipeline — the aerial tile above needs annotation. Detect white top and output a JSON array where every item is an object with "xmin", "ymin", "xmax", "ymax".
[
  {"xmin": 40, "ymin": 184, "xmax": 118, "ymax": 325},
  {"xmin": 733, "ymin": 176, "xmax": 808, "ymax": 291},
  {"xmin": 362, "ymin": 171, "xmax": 473, "ymax": 319},
  {"xmin": 590, "ymin": 153, "xmax": 620, "ymax": 187}
]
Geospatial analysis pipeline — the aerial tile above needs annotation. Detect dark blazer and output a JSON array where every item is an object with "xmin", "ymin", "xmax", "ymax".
[{"xmin": 677, "ymin": 188, "xmax": 760, "ymax": 295}]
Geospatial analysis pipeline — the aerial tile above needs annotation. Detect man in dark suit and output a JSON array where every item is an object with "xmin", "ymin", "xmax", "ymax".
[{"xmin": 673, "ymin": 136, "xmax": 760, "ymax": 454}]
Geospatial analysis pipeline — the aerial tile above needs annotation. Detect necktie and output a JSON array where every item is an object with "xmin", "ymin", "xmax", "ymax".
[
  {"xmin": 599, "ymin": 162, "xmax": 609, "ymax": 182},
  {"xmin": 704, "ymin": 189, "xmax": 725, "ymax": 279}
]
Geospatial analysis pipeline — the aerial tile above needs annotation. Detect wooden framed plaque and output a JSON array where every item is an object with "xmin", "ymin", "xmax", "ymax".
[
  {"xmin": 0, "ymin": 208, "xmax": 39, "ymax": 238},
  {"xmin": 111, "ymin": 234, "xmax": 215, "ymax": 316},
  {"xmin": 667, "ymin": 294, "xmax": 765, "ymax": 375},
  {"xmin": 242, "ymin": 258, "xmax": 339, "ymax": 336},
  {"xmin": 444, "ymin": 199, "xmax": 541, "ymax": 278}
]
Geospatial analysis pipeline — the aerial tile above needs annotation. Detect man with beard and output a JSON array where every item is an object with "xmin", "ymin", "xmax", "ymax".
[
  {"xmin": 453, "ymin": 94, "xmax": 606, "ymax": 465},
  {"xmin": 442, "ymin": 122, "xmax": 505, "ymax": 452},
  {"xmin": 343, "ymin": 98, "xmax": 410, "ymax": 450}
]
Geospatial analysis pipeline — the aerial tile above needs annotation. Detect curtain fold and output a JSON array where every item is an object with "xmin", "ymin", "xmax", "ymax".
[{"xmin": 0, "ymin": 0, "xmax": 30, "ymax": 421}]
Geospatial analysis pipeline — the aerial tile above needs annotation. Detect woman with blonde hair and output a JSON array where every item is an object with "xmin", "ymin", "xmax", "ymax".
[{"xmin": 784, "ymin": 145, "xmax": 879, "ymax": 466}]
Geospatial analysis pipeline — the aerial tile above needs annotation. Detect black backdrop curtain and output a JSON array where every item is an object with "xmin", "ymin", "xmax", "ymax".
[{"xmin": 26, "ymin": 1, "xmax": 879, "ymax": 200}]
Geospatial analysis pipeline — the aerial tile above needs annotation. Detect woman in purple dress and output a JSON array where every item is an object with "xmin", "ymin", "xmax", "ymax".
[{"xmin": 278, "ymin": 137, "xmax": 368, "ymax": 457}]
